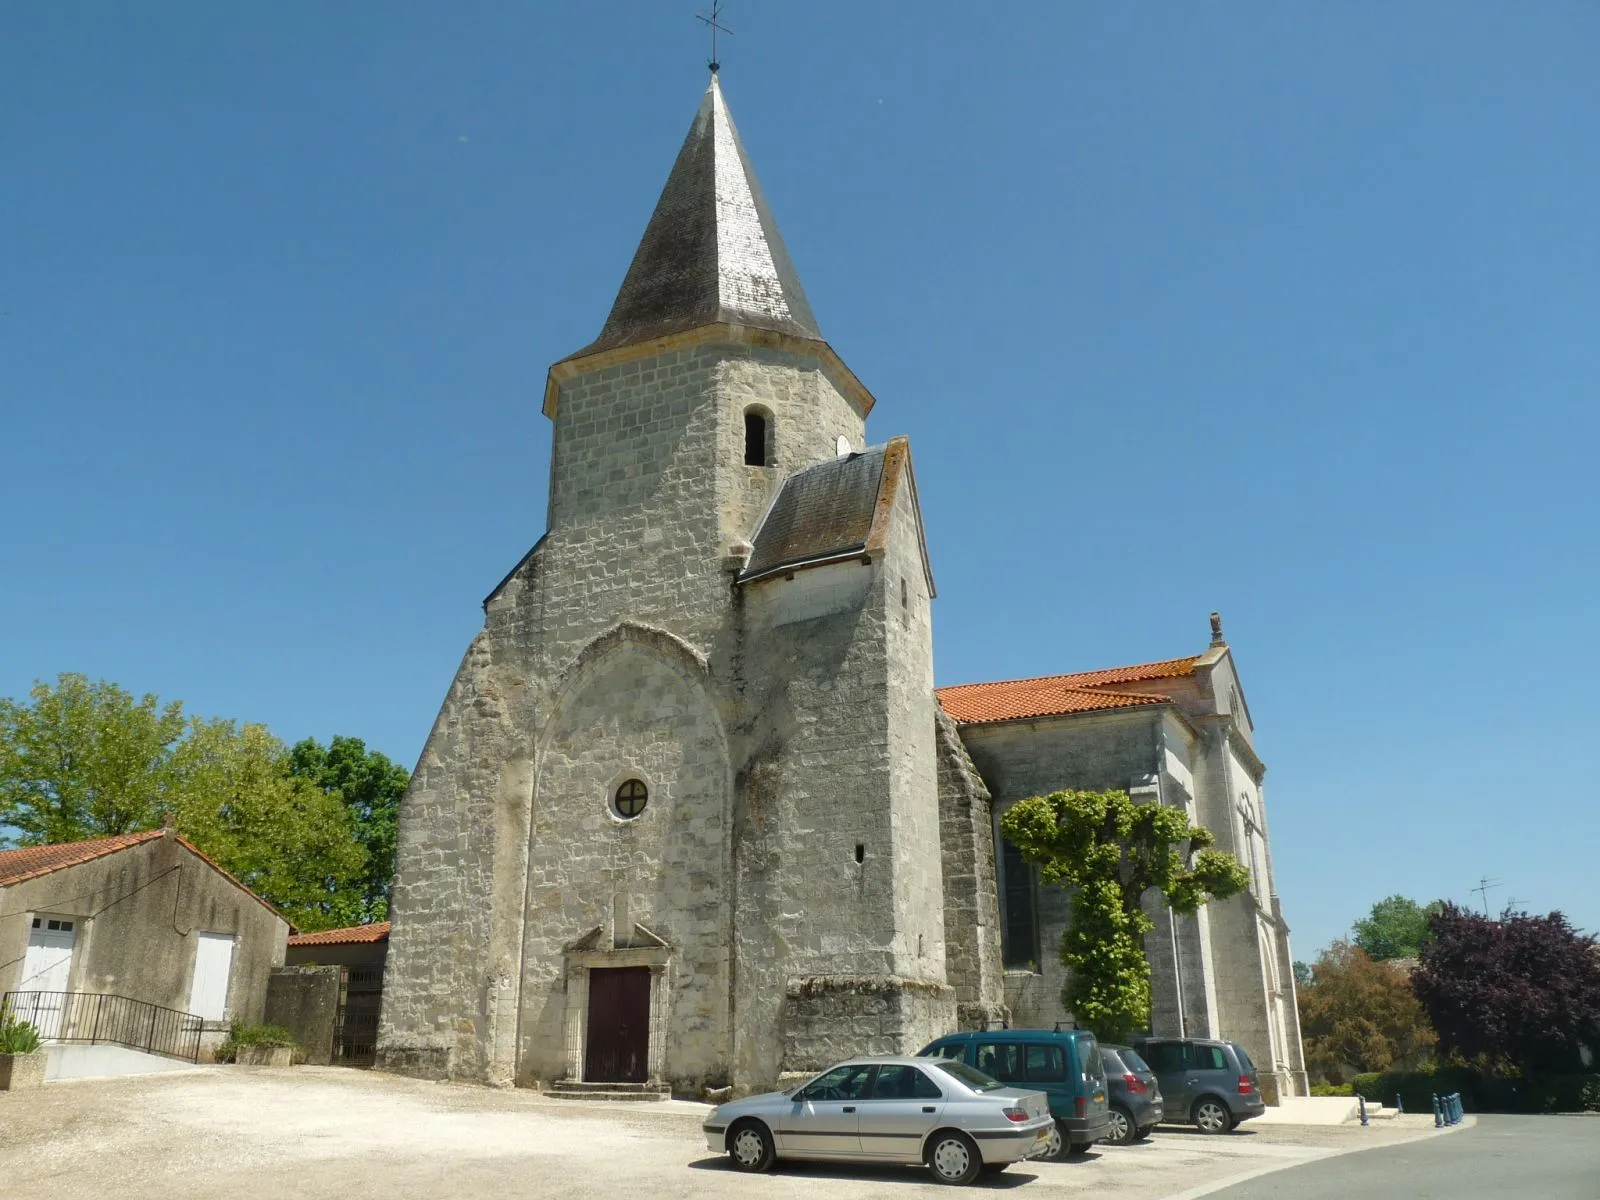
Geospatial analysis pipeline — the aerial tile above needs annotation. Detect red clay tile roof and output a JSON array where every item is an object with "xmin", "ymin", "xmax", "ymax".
[
  {"xmin": 287, "ymin": 921, "xmax": 391, "ymax": 947},
  {"xmin": 0, "ymin": 830, "xmax": 166, "ymax": 888},
  {"xmin": 937, "ymin": 656, "xmax": 1200, "ymax": 725},
  {"xmin": 0, "ymin": 830, "xmax": 288, "ymax": 927}
]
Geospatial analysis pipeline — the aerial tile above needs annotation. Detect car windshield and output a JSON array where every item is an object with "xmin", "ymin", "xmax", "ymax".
[{"xmin": 932, "ymin": 1060, "xmax": 1006, "ymax": 1093}]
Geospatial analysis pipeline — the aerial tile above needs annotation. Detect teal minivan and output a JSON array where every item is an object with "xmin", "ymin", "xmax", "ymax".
[{"xmin": 918, "ymin": 1029, "xmax": 1112, "ymax": 1160}]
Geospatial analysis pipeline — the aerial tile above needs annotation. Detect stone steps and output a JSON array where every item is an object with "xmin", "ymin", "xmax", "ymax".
[{"xmin": 546, "ymin": 1081, "xmax": 670, "ymax": 1102}]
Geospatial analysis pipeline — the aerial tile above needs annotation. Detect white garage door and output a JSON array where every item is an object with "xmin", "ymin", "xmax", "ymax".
[
  {"xmin": 187, "ymin": 933, "xmax": 235, "ymax": 1020},
  {"xmin": 20, "ymin": 917, "xmax": 78, "ymax": 1037}
]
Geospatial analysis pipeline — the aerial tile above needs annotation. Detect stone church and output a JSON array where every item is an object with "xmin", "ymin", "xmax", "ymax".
[{"xmin": 377, "ymin": 77, "xmax": 1308, "ymax": 1102}]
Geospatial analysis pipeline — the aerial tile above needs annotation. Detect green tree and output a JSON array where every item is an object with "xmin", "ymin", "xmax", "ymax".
[
  {"xmin": 172, "ymin": 719, "xmax": 368, "ymax": 932},
  {"xmin": 1293, "ymin": 960, "xmax": 1315, "ymax": 989},
  {"xmin": 999, "ymin": 788, "xmax": 1250, "ymax": 1042},
  {"xmin": 0, "ymin": 674, "xmax": 186, "ymax": 843},
  {"xmin": 1297, "ymin": 941, "xmax": 1435, "ymax": 1083},
  {"xmin": 286, "ymin": 736, "xmax": 409, "ymax": 922},
  {"xmin": 0, "ymin": 676, "xmax": 375, "ymax": 932},
  {"xmin": 1353, "ymin": 895, "xmax": 1441, "ymax": 961}
]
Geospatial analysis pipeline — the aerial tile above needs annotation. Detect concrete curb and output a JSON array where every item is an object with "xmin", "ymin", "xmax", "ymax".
[{"xmin": 1159, "ymin": 1115, "xmax": 1478, "ymax": 1200}]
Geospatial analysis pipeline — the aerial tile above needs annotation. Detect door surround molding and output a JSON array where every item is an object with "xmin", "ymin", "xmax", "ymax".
[{"xmin": 560, "ymin": 924, "xmax": 672, "ymax": 1084}]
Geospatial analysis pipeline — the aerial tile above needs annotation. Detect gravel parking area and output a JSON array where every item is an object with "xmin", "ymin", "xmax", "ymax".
[{"xmin": 0, "ymin": 1067, "xmax": 1447, "ymax": 1200}]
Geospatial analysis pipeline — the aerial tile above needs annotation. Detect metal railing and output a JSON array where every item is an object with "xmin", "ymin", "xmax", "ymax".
[{"xmin": 1, "ymin": 990, "xmax": 205, "ymax": 1063}]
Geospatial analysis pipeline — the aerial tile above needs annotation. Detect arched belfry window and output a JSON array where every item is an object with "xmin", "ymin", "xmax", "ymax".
[{"xmin": 744, "ymin": 408, "xmax": 773, "ymax": 467}]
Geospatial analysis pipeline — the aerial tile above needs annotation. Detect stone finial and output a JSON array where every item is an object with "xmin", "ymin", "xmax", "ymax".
[{"xmin": 1209, "ymin": 611, "xmax": 1225, "ymax": 646}]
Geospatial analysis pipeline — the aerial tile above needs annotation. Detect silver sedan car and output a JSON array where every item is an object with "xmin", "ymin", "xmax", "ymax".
[{"xmin": 702, "ymin": 1055, "xmax": 1055, "ymax": 1185}]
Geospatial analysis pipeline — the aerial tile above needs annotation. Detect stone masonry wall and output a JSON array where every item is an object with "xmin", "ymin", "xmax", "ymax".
[{"xmin": 934, "ymin": 707, "xmax": 1007, "ymax": 1027}]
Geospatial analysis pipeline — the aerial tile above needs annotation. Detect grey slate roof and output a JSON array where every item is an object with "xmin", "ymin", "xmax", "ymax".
[
  {"xmin": 572, "ymin": 76, "xmax": 821, "ymax": 359},
  {"xmin": 741, "ymin": 446, "xmax": 889, "ymax": 582}
]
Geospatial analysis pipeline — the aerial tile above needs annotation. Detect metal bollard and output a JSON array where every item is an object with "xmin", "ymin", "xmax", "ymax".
[
  {"xmin": 1396, "ymin": 1095, "xmax": 1404, "ymax": 1114},
  {"xmin": 1433, "ymin": 1092, "xmax": 1443, "ymax": 1127},
  {"xmin": 1358, "ymin": 1094, "xmax": 1368, "ymax": 1126}
]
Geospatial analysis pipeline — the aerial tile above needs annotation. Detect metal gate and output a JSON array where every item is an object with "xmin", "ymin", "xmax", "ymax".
[
  {"xmin": 584, "ymin": 967, "xmax": 650, "ymax": 1083},
  {"xmin": 333, "ymin": 965, "xmax": 383, "ymax": 1068}
]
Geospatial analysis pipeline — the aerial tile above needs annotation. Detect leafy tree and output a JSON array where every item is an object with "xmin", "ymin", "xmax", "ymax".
[
  {"xmin": 0, "ymin": 675, "xmax": 376, "ymax": 932},
  {"xmin": 1353, "ymin": 894, "xmax": 1441, "ymax": 961},
  {"xmin": 1293, "ymin": 960, "xmax": 1315, "ymax": 989},
  {"xmin": 0, "ymin": 674, "xmax": 186, "ymax": 843},
  {"xmin": 1297, "ymin": 941, "xmax": 1435, "ymax": 1083},
  {"xmin": 172, "ymin": 719, "xmax": 368, "ymax": 932},
  {"xmin": 287, "ymin": 736, "xmax": 409, "ymax": 922},
  {"xmin": 1412, "ymin": 903, "xmax": 1600, "ymax": 1078},
  {"xmin": 1000, "ymin": 788, "xmax": 1250, "ymax": 1042}
]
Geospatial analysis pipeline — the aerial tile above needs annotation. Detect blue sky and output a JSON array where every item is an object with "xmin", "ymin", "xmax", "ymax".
[{"xmin": 3, "ymin": 3, "xmax": 1596, "ymax": 958}]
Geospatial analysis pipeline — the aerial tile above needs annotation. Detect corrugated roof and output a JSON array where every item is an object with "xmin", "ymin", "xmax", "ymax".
[
  {"xmin": 287, "ymin": 920, "xmax": 391, "ymax": 947},
  {"xmin": 571, "ymin": 76, "xmax": 820, "ymax": 359},
  {"xmin": 0, "ymin": 830, "xmax": 166, "ymax": 888},
  {"xmin": 937, "ymin": 656, "xmax": 1200, "ymax": 726},
  {"xmin": 741, "ymin": 445, "xmax": 888, "ymax": 582}
]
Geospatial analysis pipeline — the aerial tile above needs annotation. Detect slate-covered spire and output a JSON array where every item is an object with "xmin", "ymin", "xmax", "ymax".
[{"xmin": 574, "ymin": 76, "xmax": 822, "ymax": 358}]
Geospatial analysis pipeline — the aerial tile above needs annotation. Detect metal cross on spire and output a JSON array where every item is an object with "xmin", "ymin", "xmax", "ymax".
[{"xmin": 696, "ymin": 1, "xmax": 733, "ymax": 74}]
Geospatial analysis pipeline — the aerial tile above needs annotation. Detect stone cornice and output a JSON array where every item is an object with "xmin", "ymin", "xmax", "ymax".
[{"xmin": 543, "ymin": 322, "xmax": 876, "ymax": 419}]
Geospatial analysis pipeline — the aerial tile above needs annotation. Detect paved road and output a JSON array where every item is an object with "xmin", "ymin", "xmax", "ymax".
[{"xmin": 1201, "ymin": 1115, "xmax": 1600, "ymax": 1199}]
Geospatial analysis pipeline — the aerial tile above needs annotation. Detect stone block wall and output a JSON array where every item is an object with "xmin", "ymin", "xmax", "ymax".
[
  {"xmin": 263, "ymin": 966, "xmax": 340, "ymax": 1067},
  {"xmin": 780, "ymin": 976, "xmax": 955, "ymax": 1074}
]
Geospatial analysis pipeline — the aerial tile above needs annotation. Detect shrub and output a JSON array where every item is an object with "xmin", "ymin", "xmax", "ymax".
[
  {"xmin": 1310, "ymin": 1082, "xmax": 1353, "ymax": 1096},
  {"xmin": 214, "ymin": 1021, "xmax": 298, "ymax": 1063},
  {"xmin": 0, "ymin": 1012, "xmax": 41, "ymax": 1055}
]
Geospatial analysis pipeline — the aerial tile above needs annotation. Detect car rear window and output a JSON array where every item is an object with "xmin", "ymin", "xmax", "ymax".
[
  {"xmin": 1119, "ymin": 1048, "xmax": 1153, "ymax": 1074},
  {"xmin": 1076, "ymin": 1034, "xmax": 1104, "ymax": 1079},
  {"xmin": 1099, "ymin": 1047, "xmax": 1125, "ymax": 1074},
  {"xmin": 1234, "ymin": 1045, "xmax": 1255, "ymax": 1072},
  {"xmin": 933, "ymin": 1060, "xmax": 1006, "ymax": 1092}
]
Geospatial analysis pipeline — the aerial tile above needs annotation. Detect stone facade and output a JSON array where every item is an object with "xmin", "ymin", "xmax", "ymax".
[
  {"xmin": 377, "ymin": 76, "xmax": 1306, "ymax": 1099},
  {"xmin": 949, "ymin": 642, "xmax": 1311, "ymax": 1102}
]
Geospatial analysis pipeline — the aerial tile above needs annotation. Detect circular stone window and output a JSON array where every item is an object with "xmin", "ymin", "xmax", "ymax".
[{"xmin": 613, "ymin": 778, "xmax": 649, "ymax": 819}]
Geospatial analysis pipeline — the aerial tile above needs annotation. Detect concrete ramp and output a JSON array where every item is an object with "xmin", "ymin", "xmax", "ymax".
[
  {"xmin": 1250, "ymin": 1095, "xmax": 1362, "ymax": 1125},
  {"xmin": 45, "ymin": 1043, "xmax": 202, "ymax": 1082}
]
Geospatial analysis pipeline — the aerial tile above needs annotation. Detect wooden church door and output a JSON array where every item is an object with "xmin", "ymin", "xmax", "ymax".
[{"xmin": 584, "ymin": 967, "xmax": 651, "ymax": 1083}]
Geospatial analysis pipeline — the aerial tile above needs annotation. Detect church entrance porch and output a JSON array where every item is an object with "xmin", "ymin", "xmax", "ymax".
[{"xmin": 583, "ymin": 967, "xmax": 650, "ymax": 1083}]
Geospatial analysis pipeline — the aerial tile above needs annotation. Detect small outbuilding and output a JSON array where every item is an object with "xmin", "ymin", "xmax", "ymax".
[{"xmin": 0, "ymin": 829, "xmax": 289, "ymax": 1068}]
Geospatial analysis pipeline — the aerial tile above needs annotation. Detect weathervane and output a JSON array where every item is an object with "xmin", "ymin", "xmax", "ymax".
[{"xmin": 696, "ymin": 0, "xmax": 733, "ymax": 74}]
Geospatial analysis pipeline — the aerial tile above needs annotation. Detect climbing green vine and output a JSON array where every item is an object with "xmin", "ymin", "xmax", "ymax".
[{"xmin": 999, "ymin": 788, "xmax": 1250, "ymax": 1042}]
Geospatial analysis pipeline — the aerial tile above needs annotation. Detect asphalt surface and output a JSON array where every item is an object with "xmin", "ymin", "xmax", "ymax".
[{"xmin": 1200, "ymin": 1114, "xmax": 1600, "ymax": 1199}]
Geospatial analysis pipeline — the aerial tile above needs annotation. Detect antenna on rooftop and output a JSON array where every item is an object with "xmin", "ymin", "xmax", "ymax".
[{"xmin": 1470, "ymin": 876, "xmax": 1503, "ymax": 916}]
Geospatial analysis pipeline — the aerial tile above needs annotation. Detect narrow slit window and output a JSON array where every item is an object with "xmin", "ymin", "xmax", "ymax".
[
  {"xmin": 855, "ymin": 843, "xmax": 865, "ymax": 864},
  {"xmin": 744, "ymin": 409, "xmax": 770, "ymax": 466}
]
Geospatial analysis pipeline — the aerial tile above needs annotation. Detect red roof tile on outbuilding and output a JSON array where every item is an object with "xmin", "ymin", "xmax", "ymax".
[
  {"xmin": 287, "ymin": 921, "xmax": 391, "ymax": 947},
  {"xmin": 0, "ymin": 830, "xmax": 166, "ymax": 888}
]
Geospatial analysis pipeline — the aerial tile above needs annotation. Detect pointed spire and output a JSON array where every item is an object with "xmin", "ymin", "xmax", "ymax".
[{"xmin": 573, "ymin": 76, "xmax": 822, "ymax": 358}]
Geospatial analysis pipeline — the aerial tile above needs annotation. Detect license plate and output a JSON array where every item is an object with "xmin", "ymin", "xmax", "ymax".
[{"xmin": 1035, "ymin": 1128, "xmax": 1049, "ymax": 1141}]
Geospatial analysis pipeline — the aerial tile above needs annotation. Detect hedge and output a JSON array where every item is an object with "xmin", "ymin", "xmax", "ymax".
[{"xmin": 1352, "ymin": 1068, "xmax": 1600, "ymax": 1114}]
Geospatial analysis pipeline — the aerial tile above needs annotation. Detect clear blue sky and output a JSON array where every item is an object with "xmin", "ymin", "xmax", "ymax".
[{"xmin": 3, "ymin": 3, "xmax": 1596, "ymax": 959}]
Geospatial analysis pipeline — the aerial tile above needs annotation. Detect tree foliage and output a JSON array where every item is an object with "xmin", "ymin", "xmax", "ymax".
[
  {"xmin": 0, "ymin": 675, "xmax": 185, "ymax": 841},
  {"xmin": 1353, "ymin": 894, "xmax": 1441, "ymax": 961},
  {"xmin": 287, "ymin": 735, "xmax": 409, "ymax": 922},
  {"xmin": 0, "ymin": 674, "xmax": 386, "ymax": 932},
  {"xmin": 1297, "ymin": 941, "xmax": 1435, "ymax": 1082},
  {"xmin": 1412, "ymin": 903, "xmax": 1600, "ymax": 1077},
  {"xmin": 999, "ymin": 787, "xmax": 1250, "ymax": 1042}
]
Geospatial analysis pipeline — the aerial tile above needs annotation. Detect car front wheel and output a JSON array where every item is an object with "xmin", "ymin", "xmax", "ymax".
[
  {"xmin": 727, "ymin": 1119, "xmax": 776, "ymax": 1172},
  {"xmin": 1193, "ymin": 1098, "xmax": 1234, "ymax": 1134},
  {"xmin": 926, "ymin": 1130, "xmax": 982, "ymax": 1186}
]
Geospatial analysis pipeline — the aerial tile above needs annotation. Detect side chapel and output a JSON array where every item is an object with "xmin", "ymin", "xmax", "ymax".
[{"xmin": 377, "ymin": 77, "xmax": 1309, "ymax": 1102}]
